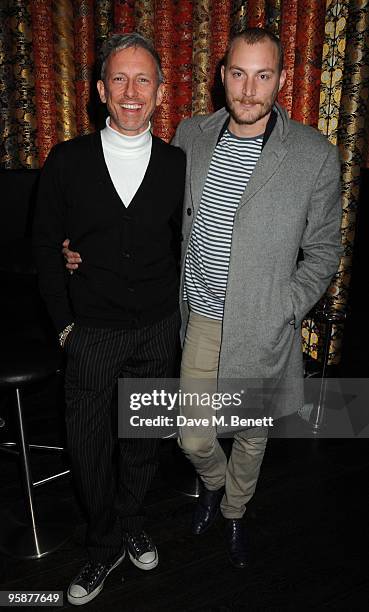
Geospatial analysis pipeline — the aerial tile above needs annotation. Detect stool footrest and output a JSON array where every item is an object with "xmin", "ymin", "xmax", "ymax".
[
  {"xmin": 0, "ymin": 442, "xmax": 70, "ymax": 486},
  {"xmin": 34, "ymin": 469, "xmax": 70, "ymax": 487}
]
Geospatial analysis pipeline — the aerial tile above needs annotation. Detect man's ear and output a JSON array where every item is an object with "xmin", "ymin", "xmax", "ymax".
[
  {"xmin": 221, "ymin": 64, "xmax": 225, "ymax": 85},
  {"xmin": 155, "ymin": 82, "xmax": 165, "ymax": 108},
  {"xmin": 278, "ymin": 69, "xmax": 287, "ymax": 93},
  {"xmin": 97, "ymin": 80, "xmax": 106, "ymax": 104}
]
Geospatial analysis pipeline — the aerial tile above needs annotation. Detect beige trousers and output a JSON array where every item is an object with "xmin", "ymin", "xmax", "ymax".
[{"xmin": 178, "ymin": 312, "xmax": 267, "ymax": 519}]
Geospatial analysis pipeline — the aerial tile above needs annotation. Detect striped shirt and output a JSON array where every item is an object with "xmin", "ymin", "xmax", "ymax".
[{"xmin": 184, "ymin": 129, "xmax": 263, "ymax": 320}]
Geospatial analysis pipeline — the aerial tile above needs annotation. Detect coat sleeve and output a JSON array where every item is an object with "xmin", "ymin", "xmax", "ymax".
[
  {"xmin": 32, "ymin": 146, "xmax": 74, "ymax": 334},
  {"xmin": 289, "ymin": 143, "xmax": 343, "ymax": 327}
]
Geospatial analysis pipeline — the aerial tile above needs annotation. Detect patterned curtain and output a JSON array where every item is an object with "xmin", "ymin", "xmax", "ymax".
[{"xmin": 1, "ymin": 0, "xmax": 369, "ymax": 362}]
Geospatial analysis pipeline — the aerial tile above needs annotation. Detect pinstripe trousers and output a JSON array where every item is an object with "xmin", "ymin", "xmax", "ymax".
[{"xmin": 64, "ymin": 310, "xmax": 180, "ymax": 562}]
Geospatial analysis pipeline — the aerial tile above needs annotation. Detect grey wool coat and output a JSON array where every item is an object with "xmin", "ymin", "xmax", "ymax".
[{"xmin": 172, "ymin": 103, "xmax": 342, "ymax": 416}]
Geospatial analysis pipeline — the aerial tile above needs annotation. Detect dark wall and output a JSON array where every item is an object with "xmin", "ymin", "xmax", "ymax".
[
  {"xmin": 0, "ymin": 169, "xmax": 53, "ymax": 345},
  {"xmin": 340, "ymin": 168, "xmax": 368, "ymax": 375},
  {"xmin": 0, "ymin": 169, "xmax": 39, "ymax": 246}
]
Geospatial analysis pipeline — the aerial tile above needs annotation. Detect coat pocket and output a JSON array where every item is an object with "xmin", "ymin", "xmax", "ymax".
[
  {"xmin": 279, "ymin": 281, "xmax": 295, "ymax": 327},
  {"xmin": 270, "ymin": 280, "xmax": 295, "ymax": 348}
]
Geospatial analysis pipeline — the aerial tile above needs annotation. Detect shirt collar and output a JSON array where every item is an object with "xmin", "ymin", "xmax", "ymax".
[
  {"xmin": 216, "ymin": 108, "xmax": 277, "ymax": 149},
  {"xmin": 101, "ymin": 117, "xmax": 152, "ymax": 152}
]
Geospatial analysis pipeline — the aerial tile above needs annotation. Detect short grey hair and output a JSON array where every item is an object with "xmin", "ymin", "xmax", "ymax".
[{"xmin": 100, "ymin": 33, "xmax": 164, "ymax": 84}]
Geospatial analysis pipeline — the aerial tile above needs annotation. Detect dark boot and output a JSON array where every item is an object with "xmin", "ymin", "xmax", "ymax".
[
  {"xmin": 224, "ymin": 518, "xmax": 247, "ymax": 568},
  {"xmin": 191, "ymin": 485, "xmax": 224, "ymax": 535}
]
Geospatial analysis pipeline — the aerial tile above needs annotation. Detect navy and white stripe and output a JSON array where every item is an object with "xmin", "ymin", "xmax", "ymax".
[{"xmin": 184, "ymin": 129, "xmax": 263, "ymax": 320}]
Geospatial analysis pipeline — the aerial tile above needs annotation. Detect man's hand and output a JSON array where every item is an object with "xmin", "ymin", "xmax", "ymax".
[{"xmin": 62, "ymin": 238, "xmax": 82, "ymax": 272}]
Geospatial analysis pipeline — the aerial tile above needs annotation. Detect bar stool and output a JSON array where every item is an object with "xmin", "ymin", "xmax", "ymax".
[
  {"xmin": 0, "ymin": 343, "xmax": 71, "ymax": 559},
  {"xmin": 303, "ymin": 302, "xmax": 347, "ymax": 434}
]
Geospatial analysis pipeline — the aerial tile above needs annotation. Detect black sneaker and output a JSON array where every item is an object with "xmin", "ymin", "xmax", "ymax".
[
  {"xmin": 67, "ymin": 552, "xmax": 125, "ymax": 606},
  {"xmin": 126, "ymin": 531, "xmax": 158, "ymax": 571}
]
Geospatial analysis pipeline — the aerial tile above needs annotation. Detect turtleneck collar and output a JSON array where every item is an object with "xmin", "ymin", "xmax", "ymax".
[{"xmin": 101, "ymin": 116, "xmax": 152, "ymax": 155}]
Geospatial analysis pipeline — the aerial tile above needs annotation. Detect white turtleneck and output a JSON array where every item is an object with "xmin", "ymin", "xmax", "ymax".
[{"xmin": 100, "ymin": 117, "xmax": 152, "ymax": 207}]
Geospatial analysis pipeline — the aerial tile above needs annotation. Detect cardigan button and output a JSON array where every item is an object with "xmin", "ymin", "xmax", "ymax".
[
  {"xmin": 123, "ymin": 251, "xmax": 131, "ymax": 259},
  {"xmin": 187, "ymin": 208, "xmax": 192, "ymax": 216}
]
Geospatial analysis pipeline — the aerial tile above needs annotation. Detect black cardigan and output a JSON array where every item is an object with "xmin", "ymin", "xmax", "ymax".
[{"xmin": 33, "ymin": 132, "xmax": 186, "ymax": 333}]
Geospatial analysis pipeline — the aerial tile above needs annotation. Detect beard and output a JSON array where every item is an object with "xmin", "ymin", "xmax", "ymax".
[
  {"xmin": 227, "ymin": 96, "xmax": 275, "ymax": 126},
  {"xmin": 225, "ymin": 78, "xmax": 280, "ymax": 127}
]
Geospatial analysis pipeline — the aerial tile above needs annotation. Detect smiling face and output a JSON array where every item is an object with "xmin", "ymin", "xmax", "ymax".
[
  {"xmin": 221, "ymin": 37, "xmax": 286, "ymax": 137},
  {"xmin": 97, "ymin": 46, "xmax": 164, "ymax": 136}
]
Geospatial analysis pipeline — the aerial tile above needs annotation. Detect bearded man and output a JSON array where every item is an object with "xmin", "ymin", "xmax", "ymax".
[{"xmin": 173, "ymin": 27, "xmax": 342, "ymax": 568}]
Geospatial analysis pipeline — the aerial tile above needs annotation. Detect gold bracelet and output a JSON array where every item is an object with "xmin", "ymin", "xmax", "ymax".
[{"xmin": 59, "ymin": 323, "xmax": 75, "ymax": 348}]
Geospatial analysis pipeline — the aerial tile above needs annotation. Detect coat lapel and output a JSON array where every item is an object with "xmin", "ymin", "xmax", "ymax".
[
  {"xmin": 190, "ymin": 130, "xmax": 219, "ymax": 214},
  {"xmin": 189, "ymin": 106, "xmax": 289, "ymax": 215},
  {"xmin": 237, "ymin": 116, "xmax": 288, "ymax": 211},
  {"xmin": 189, "ymin": 110, "xmax": 228, "ymax": 214}
]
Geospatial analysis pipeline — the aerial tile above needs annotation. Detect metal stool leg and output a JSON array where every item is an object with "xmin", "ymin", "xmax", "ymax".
[
  {"xmin": 0, "ymin": 388, "xmax": 71, "ymax": 559},
  {"xmin": 162, "ymin": 441, "xmax": 201, "ymax": 498},
  {"xmin": 15, "ymin": 387, "xmax": 41, "ymax": 556},
  {"xmin": 174, "ymin": 473, "xmax": 201, "ymax": 498},
  {"xmin": 311, "ymin": 321, "xmax": 332, "ymax": 434}
]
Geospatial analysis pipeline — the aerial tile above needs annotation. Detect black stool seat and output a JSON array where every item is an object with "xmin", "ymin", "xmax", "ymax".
[{"xmin": 0, "ymin": 345, "xmax": 62, "ymax": 387}]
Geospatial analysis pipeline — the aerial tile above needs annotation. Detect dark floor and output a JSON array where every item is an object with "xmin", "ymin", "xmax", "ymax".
[
  {"xmin": 0, "ymin": 370, "xmax": 368, "ymax": 611},
  {"xmin": 1, "ymin": 304, "xmax": 369, "ymax": 610}
]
